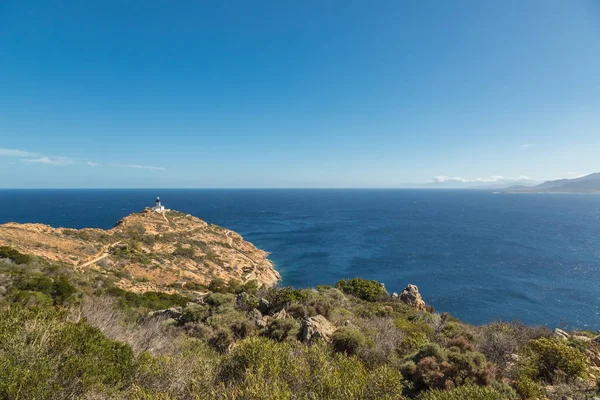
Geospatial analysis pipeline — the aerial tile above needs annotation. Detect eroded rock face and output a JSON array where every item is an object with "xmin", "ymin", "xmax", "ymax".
[
  {"xmin": 299, "ymin": 315, "xmax": 335, "ymax": 344},
  {"xmin": 399, "ymin": 284, "xmax": 427, "ymax": 311}
]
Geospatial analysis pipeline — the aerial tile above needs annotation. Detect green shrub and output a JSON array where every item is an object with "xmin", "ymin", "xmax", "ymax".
[
  {"xmin": 394, "ymin": 318, "xmax": 434, "ymax": 354},
  {"xmin": 365, "ymin": 364, "xmax": 405, "ymax": 400},
  {"xmin": 180, "ymin": 303, "xmax": 209, "ymax": 324},
  {"xmin": 208, "ymin": 329, "xmax": 234, "ymax": 354},
  {"xmin": 241, "ymin": 279, "xmax": 259, "ymax": 295},
  {"xmin": 404, "ymin": 342, "xmax": 495, "ymax": 390},
  {"xmin": 266, "ymin": 286, "xmax": 309, "ymax": 310},
  {"xmin": 519, "ymin": 337, "xmax": 587, "ymax": 384},
  {"xmin": 515, "ymin": 374, "xmax": 545, "ymax": 399},
  {"xmin": 226, "ymin": 278, "xmax": 243, "ymax": 294},
  {"xmin": 332, "ymin": 327, "xmax": 367, "ymax": 355},
  {"xmin": 173, "ymin": 245, "xmax": 195, "ymax": 258},
  {"xmin": 335, "ymin": 278, "xmax": 387, "ymax": 302},
  {"xmin": 231, "ymin": 319, "xmax": 255, "ymax": 340},
  {"xmin": 107, "ymin": 286, "xmax": 191, "ymax": 310},
  {"xmin": 10, "ymin": 290, "xmax": 54, "ymax": 307},
  {"xmin": 205, "ymin": 292, "xmax": 235, "ymax": 308},
  {"xmin": 264, "ymin": 318, "xmax": 299, "ymax": 342},
  {"xmin": 208, "ymin": 278, "xmax": 228, "ymax": 293},
  {"xmin": 0, "ymin": 306, "xmax": 134, "ymax": 399},
  {"xmin": 14, "ymin": 274, "xmax": 76, "ymax": 305},
  {"xmin": 51, "ymin": 276, "xmax": 76, "ymax": 304},
  {"xmin": 0, "ymin": 246, "xmax": 31, "ymax": 264},
  {"xmin": 15, "ymin": 273, "xmax": 53, "ymax": 293},
  {"xmin": 442, "ymin": 321, "xmax": 474, "ymax": 340},
  {"xmin": 54, "ymin": 321, "xmax": 135, "ymax": 390},
  {"xmin": 418, "ymin": 384, "xmax": 515, "ymax": 400}
]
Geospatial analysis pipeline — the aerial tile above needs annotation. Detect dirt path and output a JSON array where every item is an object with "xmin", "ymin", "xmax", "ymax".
[
  {"xmin": 77, "ymin": 252, "xmax": 109, "ymax": 269},
  {"xmin": 76, "ymin": 241, "xmax": 122, "ymax": 270}
]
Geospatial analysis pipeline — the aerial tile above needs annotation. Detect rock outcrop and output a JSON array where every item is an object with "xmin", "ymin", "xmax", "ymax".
[
  {"xmin": 299, "ymin": 315, "xmax": 335, "ymax": 344},
  {"xmin": 0, "ymin": 209, "xmax": 280, "ymax": 294},
  {"xmin": 399, "ymin": 284, "xmax": 427, "ymax": 311}
]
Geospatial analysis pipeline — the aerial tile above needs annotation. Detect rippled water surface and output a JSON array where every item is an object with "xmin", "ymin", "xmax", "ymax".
[{"xmin": 1, "ymin": 189, "xmax": 599, "ymax": 328}]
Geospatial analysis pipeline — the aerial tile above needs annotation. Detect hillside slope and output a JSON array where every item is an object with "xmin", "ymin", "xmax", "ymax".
[
  {"xmin": 503, "ymin": 172, "xmax": 600, "ymax": 193},
  {"xmin": 0, "ymin": 208, "xmax": 279, "ymax": 293}
]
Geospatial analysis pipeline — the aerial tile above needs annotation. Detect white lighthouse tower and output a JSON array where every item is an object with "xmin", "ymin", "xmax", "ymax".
[{"xmin": 152, "ymin": 197, "xmax": 165, "ymax": 212}]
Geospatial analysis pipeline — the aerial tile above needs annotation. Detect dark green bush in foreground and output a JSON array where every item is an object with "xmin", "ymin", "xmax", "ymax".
[
  {"xmin": 335, "ymin": 277, "xmax": 388, "ymax": 301},
  {"xmin": 332, "ymin": 326, "xmax": 367, "ymax": 355},
  {"xmin": 418, "ymin": 384, "xmax": 518, "ymax": 400},
  {"xmin": 0, "ymin": 258, "xmax": 598, "ymax": 400},
  {"xmin": 107, "ymin": 286, "xmax": 191, "ymax": 310},
  {"xmin": 0, "ymin": 307, "xmax": 134, "ymax": 399}
]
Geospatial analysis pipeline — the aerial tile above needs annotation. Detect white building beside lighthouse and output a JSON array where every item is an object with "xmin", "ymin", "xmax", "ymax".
[{"xmin": 152, "ymin": 197, "xmax": 166, "ymax": 212}]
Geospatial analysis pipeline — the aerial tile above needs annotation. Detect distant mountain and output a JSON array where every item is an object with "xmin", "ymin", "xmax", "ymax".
[
  {"xmin": 403, "ymin": 179, "xmax": 541, "ymax": 190},
  {"xmin": 502, "ymin": 173, "xmax": 600, "ymax": 193}
]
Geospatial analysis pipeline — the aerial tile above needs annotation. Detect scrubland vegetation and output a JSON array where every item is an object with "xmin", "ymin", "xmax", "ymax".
[{"xmin": 1, "ymin": 247, "xmax": 600, "ymax": 399}]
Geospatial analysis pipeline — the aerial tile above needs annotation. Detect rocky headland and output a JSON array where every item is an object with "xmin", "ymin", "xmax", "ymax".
[{"xmin": 0, "ymin": 208, "xmax": 280, "ymax": 294}]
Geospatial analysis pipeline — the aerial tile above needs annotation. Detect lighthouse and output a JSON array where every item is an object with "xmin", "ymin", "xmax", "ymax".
[{"xmin": 152, "ymin": 197, "xmax": 165, "ymax": 212}]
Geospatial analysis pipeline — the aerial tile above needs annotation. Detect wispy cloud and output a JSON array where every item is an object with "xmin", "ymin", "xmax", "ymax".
[
  {"xmin": 0, "ymin": 147, "xmax": 40, "ymax": 157},
  {"xmin": 433, "ymin": 175, "xmax": 533, "ymax": 183},
  {"xmin": 114, "ymin": 164, "xmax": 165, "ymax": 171},
  {"xmin": 520, "ymin": 144, "xmax": 534, "ymax": 148},
  {"xmin": 22, "ymin": 156, "xmax": 73, "ymax": 166},
  {"xmin": 1, "ymin": 147, "xmax": 164, "ymax": 171}
]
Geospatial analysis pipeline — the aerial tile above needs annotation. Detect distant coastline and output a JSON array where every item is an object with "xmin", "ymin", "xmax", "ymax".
[{"xmin": 500, "ymin": 172, "xmax": 600, "ymax": 194}]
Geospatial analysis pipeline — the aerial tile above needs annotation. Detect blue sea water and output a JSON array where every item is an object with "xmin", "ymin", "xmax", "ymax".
[{"xmin": 1, "ymin": 189, "xmax": 599, "ymax": 329}]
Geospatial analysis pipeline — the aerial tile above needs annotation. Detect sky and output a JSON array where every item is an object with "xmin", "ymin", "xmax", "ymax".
[{"xmin": 1, "ymin": 0, "xmax": 599, "ymax": 188}]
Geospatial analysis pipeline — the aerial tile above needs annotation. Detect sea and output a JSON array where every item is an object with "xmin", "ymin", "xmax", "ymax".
[{"xmin": 1, "ymin": 189, "xmax": 599, "ymax": 330}]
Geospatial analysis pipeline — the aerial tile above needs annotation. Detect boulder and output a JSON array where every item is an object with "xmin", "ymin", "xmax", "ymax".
[
  {"xmin": 271, "ymin": 308, "xmax": 290, "ymax": 320},
  {"xmin": 593, "ymin": 335, "xmax": 600, "ymax": 345},
  {"xmin": 299, "ymin": 315, "xmax": 335, "ymax": 344},
  {"xmin": 249, "ymin": 309, "xmax": 268, "ymax": 329},
  {"xmin": 399, "ymin": 284, "xmax": 426, "ymax": 311},
  {"xmin": 573, "ymin": 335, "xmax": 592, "ymax": 343},
  {"xmin": 391, "ymin": 292, "xmax": 399, "ymax": 299},
  {"xmin": 554, "ymin": 328, "xmax": 569, "ymax": 340}
]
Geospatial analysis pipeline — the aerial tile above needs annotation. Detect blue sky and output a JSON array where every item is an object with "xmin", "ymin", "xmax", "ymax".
[{"xmin": 1, "ymin": 0, "xmax": 599, "ymax": 188}]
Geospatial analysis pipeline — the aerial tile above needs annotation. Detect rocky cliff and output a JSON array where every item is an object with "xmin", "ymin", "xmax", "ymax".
[{"xmin": 0, "ymin": 209, "xmax": 279, "ymax": 293}]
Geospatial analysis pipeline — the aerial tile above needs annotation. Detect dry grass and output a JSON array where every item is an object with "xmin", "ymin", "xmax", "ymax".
[{"xmin": 69, "ymin": 295, "xmax": 176, "ymax": 355}]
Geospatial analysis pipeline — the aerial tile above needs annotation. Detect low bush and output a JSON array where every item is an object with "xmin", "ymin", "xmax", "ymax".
[
  {"xmin": 180, "ymin": 303, "xmax": 209, "ymax": 324},
  {"xmin": 13, "ymin": 274, "xmax": 76, "ymax": 305},
  {"xmin": 519, "ymin": 337, "xmax": 587, "ymax": 384},
  {"xmin": 204, "ymin": 292, "xmax": 235, "ymax": 308},
  {"xmin": 335, "ymin": 278, "xmax": 387, "ymax": 302},
  {"xmin": 266, "ymin": 286, "xmax": 309, "ymax": 310},
  {"xmin": 403, "ymin": 341, "xmax": 495, "ymax": 390},
  {"xmin": 264, "ymin": 318, "xmax": 299, "ymax": 342},
  {"xmin": 173, "ymin": 245, "xmax": 195, "ymax": 258},
  {"xmin": 0, "ymin": 246, "xmax": 32, "ymax": 264},
  {"xmin": 0, "ymin": 306, "xmax": 134, "ymax": 399},
  {"xmin": 418, "ymin": 384, "xmax": 517, "ymax": 400},
  {"xmin": 107, "ymin": 286, "xmax": 191, "ymax": 310},
  {"xmin": 332, "ymin": 327, "xmax": 367, "ymax": 355},
  {"xmin": 208, "ymin": 329, "xmax": 234, "ymax": 354},
  {"xmin": 208, "ymin": 278, "xmax": 227, "ymax": 293}
]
